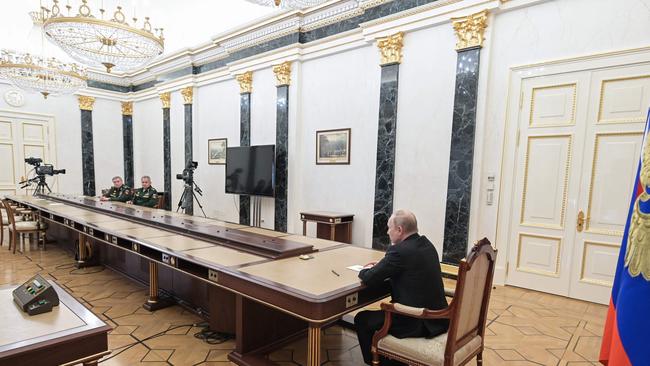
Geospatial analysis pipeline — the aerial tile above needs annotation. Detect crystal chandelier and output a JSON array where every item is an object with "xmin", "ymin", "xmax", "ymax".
[
  {"xmin": 243, "ymin": 0, "xmax": 329, "ymax": 9},
  {"xmin": 39, "ymin": 0, "xmax": 164, "ymax": 73},
  {"xmin": 0, "ymin": 49, "xmax": 87, "ymax": 99}
]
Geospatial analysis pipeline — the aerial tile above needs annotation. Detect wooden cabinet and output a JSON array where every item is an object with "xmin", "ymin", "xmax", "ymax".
[{"xmin": 300, "ymin": 211, "xmax": 354, "ymax": 244}]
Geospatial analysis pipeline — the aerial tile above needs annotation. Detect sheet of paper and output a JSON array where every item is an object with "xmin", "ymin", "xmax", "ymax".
[{"xmin": 346, "ymin": 264, "xmax": 364, "ymax": 272}]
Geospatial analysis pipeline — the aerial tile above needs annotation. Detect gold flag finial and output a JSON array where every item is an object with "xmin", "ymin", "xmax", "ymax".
[
  {"xmin": 236, "ymin": 71, "xmax": 253, "ymax": 94},
  {"xmin": 451, "ymin": 10, "xmax": 488, "ymax": 51},
  {"xmin": 159, "ymin": 92, "xmax": 170, "ymax": 108},
  {"xmin": 121, "ymin": 101, "xmax": 133, "ymax": 115},
  {"xmin": 377, "ymin": 32, "xmax": 404, "ymax": 66},
  {"xmin": 78, "ymin": 95, "xmax": 95, "ymax": 111},
  {"xmin": 273, "ymin": 61, "xmax": 292, "ymax": 86},
  {"xmin": 181, "ymin": 86, "xmax": 193, "ymax": 105}
]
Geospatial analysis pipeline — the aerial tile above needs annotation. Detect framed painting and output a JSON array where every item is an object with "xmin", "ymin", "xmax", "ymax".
[
  {"xmin": 316, "ymin": 128, "xmax": 351, "ymax": 165},
  {"xmin": 208, "ymin": 138, "xmax": 227, "ymax": 165}
]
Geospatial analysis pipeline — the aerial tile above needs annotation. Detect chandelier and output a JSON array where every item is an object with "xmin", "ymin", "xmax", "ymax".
[
  {"xmin": 243, "ymin": 0, "xmax": 330, "ymax": 9},
  {"xmin": 38, "ymin": 0, "xmax": 164, "ymax": 73},
  {"xmin": 0, "ymin": 49, "xmax": 87, "ymax": 99}
]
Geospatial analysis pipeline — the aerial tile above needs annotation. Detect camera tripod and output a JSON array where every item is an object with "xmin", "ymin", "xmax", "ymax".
[
  {"xmin": 20, "ymin": 175, "xmax": 52, "ymax": 196},
  {"xmin": 176, "ymin": 180, "xmax": 207, "ymax": 217}
]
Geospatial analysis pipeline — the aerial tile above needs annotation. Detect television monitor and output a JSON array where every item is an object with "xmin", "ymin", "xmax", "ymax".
[{"xmin": 225, "ymin": 145, "xmax": 275, "ymax": 197}]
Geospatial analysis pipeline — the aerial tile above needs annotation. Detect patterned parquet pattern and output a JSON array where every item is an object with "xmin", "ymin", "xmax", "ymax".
[{"xmin": 0, "ymin": 238, "xmax": 607, "ymax": 365}]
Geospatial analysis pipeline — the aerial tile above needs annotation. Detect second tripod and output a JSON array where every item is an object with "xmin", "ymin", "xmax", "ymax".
[{"xmin": 176, "ymin": 181, "xmax": 206, "ymax": 217}]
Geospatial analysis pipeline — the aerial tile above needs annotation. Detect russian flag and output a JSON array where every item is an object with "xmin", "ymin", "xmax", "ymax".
[{"xmin": 600, "ymin": 109, "xmax": 650, "ymax": 366}]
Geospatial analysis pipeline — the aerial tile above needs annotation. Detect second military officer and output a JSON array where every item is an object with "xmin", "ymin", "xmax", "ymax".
[{"xmin": 127, "ymin": 176, "xmax": 159, "ymax": 208}]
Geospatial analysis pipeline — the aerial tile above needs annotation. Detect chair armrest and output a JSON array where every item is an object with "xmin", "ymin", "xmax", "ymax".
[
  {"xmin": 371, "ymin": 301, "xmax": 453, "ymax": 354},
  {"xmin": 381, "ymin": 302, "xmax": 453, "ymax": 320}
]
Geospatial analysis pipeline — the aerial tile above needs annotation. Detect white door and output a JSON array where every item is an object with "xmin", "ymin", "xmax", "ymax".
[
  {"xmin": 0, "ymin": 111, "xmax": 56, "ymax": 198},
  {"xmin": 506, "ymin": 64, "xmax": 650, "ymax": 304},
  {"xmin": 507, "ymin": 73, "xmax": 590, "ymax": 296},
  {"xmin": 570, "ymin": 67, "xmax": 650, "ymax": 303},
  {"xmin": 0, "ymin": 118, "xmax": 18, "ymax": 197}
]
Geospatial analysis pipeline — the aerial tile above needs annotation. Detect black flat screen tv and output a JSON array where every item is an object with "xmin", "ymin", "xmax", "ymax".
[{"xmin": 225, "ymin": 145, "xmax": 275, "ymax": 197}]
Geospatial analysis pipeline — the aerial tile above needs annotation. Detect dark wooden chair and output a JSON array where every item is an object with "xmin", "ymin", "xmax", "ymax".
[
  {"xmin": 371, "ymin": 238, "xmax": 497, "ymax": 366},
  {"xmin": 154, "ymin": 192, "xmax": 165, "ymax": 209},
  {"xmin": 2, "ymin": 199, "xmax": 47, "ymax": 254}
]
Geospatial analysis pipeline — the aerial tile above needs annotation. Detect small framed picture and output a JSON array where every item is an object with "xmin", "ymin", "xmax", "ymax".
[
  {"xmin": 316, "ymin": 128, "xmax": 351, "ymax": 165},
  {"xmin": 208, "ymin": 138, "xmax": 227, "ymax": 165}
]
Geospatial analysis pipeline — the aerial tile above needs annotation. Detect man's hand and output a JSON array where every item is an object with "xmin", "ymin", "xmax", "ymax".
[
  {"xmin": 99, "ymin": 196, "xmax": 108, "ymax": 201},
  {"xmin": 363, "ymin": 261, "xmax": 376, "ymax": 269},
  {"xmin": 126, "ymin": 201, "xmax": 133, "ymax": 204}
]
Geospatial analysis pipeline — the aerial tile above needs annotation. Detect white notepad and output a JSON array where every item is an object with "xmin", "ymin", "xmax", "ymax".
[{"xmin": 347, "ymin": 265, "xmax": 364, "ymax": 272}]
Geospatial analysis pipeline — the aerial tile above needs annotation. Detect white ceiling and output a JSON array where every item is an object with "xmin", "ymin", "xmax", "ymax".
[{"xmin": 1, "ymin": 0, "xmax": 279, "ymax": 65}]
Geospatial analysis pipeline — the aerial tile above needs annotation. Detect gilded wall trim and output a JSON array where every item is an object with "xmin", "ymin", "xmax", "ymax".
[
  {"xmin": 377, "ymin": 32, "xmax": 404, "ymax": 66},
  {"xmin": 236, "ymin": 71, "xmax": 253, "ymax": 94},
  {"xmin": 78, "ymin": 95, "xmax": 96, "ymax": 111},
  {"xmin": 273, "ymin": 61, "xmax": 292, "ymax": 86},
  {"xmin": 451, "ymin": 10, "xmax": 488, "ymax": 51},
  {"xmin": 121, "ymin": 101, "xmax": 133, "ymax": 115},
  {"xmin": 181, "ymin": 87, "xmax": 194, "ymax": 105},
  {"xmin": 159, "ymin": 92, "xmax": 171, "ymax": 108}
]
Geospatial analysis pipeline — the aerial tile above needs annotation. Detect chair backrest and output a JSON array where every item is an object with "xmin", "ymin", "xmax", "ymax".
[
  {"xmin": 155, "ymin": 192, "xmax": 165, "ymax": 209},
  {"xmin": 445, "ymin": 238, "xmax": 497, "ymax": 355},
  {"xmin": 1, "ymin": 200, "xmax": 17, "ymax": 229}
]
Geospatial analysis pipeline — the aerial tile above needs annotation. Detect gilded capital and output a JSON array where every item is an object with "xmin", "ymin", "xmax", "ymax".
[
  {"xmin": 78, "ymin": 95, "xmax": 95, "ymax": 111},
  {"xmin": 121, "ymin": 101, "xmax": 133, "ymax": 115},
  {"xmin": 377, "ymin": 32, "xmax": 404, "ymax": 66},
  {"xmin": 236, "ymin": 71, "xmax": 253, "ymax": 94},
  {"xmin": 273, "ymin": 61, "xmax": 292, "ymax": 86},
  {"xmin": 452, "ymin": 10, "xmax": 488, "ymax": 51},
  {"xmin": 159, "ymin": 92, "xmax": 171, "ymax": 109},
  {"xmin": 181, "ymin": 86, "xmax": 193, "ymax": 105}
]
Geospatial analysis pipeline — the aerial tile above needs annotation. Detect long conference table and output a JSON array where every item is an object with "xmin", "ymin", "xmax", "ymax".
[{"xmin": 7, "ymin": 193, "xmax": 390, "ymax": 365}]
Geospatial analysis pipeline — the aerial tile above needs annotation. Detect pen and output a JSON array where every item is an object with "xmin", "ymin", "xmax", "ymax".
[{"xmin": 331, "ymin": 269, "xmax": 340, "ymax": 276}]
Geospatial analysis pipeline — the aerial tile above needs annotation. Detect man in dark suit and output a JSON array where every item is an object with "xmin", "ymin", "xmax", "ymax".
[{"xmin": 355, "ymin": 210, "xmax": 449, "ymax": 365}]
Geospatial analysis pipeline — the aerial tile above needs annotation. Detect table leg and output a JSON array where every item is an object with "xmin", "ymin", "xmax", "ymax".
[
  {"xmin": 330, "ymin": 224, "xmax": 335, "ymax": 241},
  {"xmin": 75, "ymin": 233, "xmax": 86, "ymax": 268},
  {"xmin": 143, "ymin": 261, "xmax": 173, "ymax": 311},
  {"xmin": 302, "ymin": 220, "xmax": 307, "ymax": 235},
  {"xmin": 307, "ymin": 324, "xmax": 321, "ymax": 366}
]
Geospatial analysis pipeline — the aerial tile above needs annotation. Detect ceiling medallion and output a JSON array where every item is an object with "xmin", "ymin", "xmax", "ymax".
[
  {"xmin": 38, "ymin": 0, "xmax": 164, "ymax": 73},
  {"xmin": 243, "ymin": 0, "xmax": 329, "ymax": 9},
  {"xmin": 0, "ymin": 50, "xmax": 87, "ymax": 99}
]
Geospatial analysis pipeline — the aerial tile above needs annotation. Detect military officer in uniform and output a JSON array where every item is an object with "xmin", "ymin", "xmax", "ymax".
[
  {"xmin": 100, "ymin": 176, "xmax": 133, "ymax": 202},
  {"xmin": 127, "ymin": 176, "xmax": 159, "ymax": 208}
]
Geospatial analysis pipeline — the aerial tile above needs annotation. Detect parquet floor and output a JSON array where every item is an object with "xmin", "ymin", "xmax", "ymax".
[{"xmin": 0, "ymin": 237, "xmax": 606, "ymax": 365}]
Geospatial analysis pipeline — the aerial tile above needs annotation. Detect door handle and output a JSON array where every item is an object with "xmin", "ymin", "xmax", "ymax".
[{"xmin": 577, "ymin": 210, "xmax": 585, "ymax": 232}]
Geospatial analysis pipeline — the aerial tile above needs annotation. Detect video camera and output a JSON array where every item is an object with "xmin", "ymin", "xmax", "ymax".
[
  {"xmin": 25, "ymin": 157, "xmax": 66, "ymax": 176},
  {"xmin": 176, "ymin": 161, "xmax": 198, "ymax": 184}
]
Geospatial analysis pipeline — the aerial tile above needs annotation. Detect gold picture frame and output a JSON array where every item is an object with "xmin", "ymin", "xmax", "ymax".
[
  {"xmin": 316, "ymin": 128, "xmax": 351, "ymax": 165},
  {"xmin": 208, "ymin": 138, "xmax": 227, "ymax": 165}
]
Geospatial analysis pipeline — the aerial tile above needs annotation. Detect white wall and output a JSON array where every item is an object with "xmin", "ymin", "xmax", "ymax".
[
  {"xmin": 0, "ymin": 83, "xmax": 123, "ymax": 195},
  {"xmin": 133, "ymin": 97, "xmax": 164, "ymax": 192},
  {"xmin": 393, "ymin": 23, "xmax": 458, "ymax": 255},
  {"xmin": 295, "ymin": 45, "xmax": 381, "ymax": 246},
  {"xmin": 250, "ymin": 67, "xmax": 279, "ymax": 229},
  {"xmin": 194, "ymin": 79, "xmax": 241, "ymax": 221},
  {"xmin": 92, "ymin": 97, "xmax": 124, "ymax": 191}
]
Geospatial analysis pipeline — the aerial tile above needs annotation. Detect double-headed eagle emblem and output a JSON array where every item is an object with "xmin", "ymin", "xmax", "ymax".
[{"xmin": 626, "ymin": 134, "xmax": 650, "ymax": 281}]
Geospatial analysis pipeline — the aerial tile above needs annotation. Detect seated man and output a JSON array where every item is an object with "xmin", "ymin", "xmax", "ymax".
[
  {"xmin": 354, "ymin": 210, "xmax": 449, "ymax": 366},
  {"xmin": 100, "ymin": 176, "xmax": 133, "ymax": 202},
  {"xmin": 127, "ymin": 176, "xmax": 159, "ymax": 208}
]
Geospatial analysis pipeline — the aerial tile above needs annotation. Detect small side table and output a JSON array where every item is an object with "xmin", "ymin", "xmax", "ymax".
[{"xmin": 300, "ymin": 211, "xmax": 354, "ymax": 244}]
